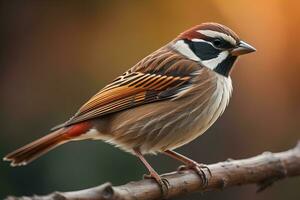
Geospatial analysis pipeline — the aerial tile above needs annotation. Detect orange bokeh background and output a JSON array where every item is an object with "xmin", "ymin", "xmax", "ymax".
[{"xmin": 0, "ymin": 1, "xmax": 299, "ymax": 199}]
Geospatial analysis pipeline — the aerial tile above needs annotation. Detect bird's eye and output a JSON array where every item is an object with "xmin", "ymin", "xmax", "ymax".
[{"xmin": 212, "ymin": 38, "xmax": 222, "ymax": 47}]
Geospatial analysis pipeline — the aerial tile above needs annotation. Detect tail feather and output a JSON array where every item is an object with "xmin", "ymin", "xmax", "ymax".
[
  {"xmin": 4, "ymin": 129, "xmax": 68, "ymax": 167},
  {"xmin": 3, "ymin": 122, "xmax": 91, "ymax": 167}
]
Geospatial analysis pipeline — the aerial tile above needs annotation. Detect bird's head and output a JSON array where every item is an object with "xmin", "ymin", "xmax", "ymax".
[{"xmin": 172, "ymin": 23, "xmax": 256, "ymax": 77}]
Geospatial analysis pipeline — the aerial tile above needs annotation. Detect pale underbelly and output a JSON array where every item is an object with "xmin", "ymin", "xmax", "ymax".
[{"xmin": 105, "ymin": 83, "xmax": 229, "ymax": 154}]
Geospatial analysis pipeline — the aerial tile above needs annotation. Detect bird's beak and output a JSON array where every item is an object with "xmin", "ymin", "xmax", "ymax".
[{"xmin": 231, "ymin": 41, "xmax": 256, "ymax": 56}]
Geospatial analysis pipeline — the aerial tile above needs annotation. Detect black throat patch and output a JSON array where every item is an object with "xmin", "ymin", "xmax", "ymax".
[{"xmin": 214, "ymin": 56, "xmax": 237, "ymax": 77}]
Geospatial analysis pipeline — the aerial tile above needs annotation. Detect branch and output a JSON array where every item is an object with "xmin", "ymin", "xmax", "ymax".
[{"xmin": 6, "ymin": 141, "xmax": 300, "ymax": 200}]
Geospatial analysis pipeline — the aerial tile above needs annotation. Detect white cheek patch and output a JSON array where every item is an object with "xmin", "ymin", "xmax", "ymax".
[
  {"xmin": 202, "ymin": 51, "xmax": 229, "ymax": 70},
  {"xmin": 172, "ymin": 40, "xmax": 200, "ymax": 61},
  {"xmin": 197, "ymin": 30, "xmax": 236, "ymax": 46}
]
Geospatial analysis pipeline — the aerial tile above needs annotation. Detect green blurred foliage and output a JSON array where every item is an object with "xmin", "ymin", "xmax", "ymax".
[{"xmin": 0, "ymin": 1, "xmax": 299, "ymax": 199}]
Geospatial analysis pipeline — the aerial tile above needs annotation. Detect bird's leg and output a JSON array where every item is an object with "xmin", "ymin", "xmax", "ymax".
[
  {"xmin": 163, "ymin": 150, "xmax": 211, "ymax": 186},
  {"xmin": 133, "ymin": 148, "xmax": 169, "ymax": 196}
]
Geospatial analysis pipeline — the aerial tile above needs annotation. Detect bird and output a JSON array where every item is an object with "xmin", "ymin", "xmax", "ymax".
[{"xmin": 4, "ymin": 22, "xmax": 255, "ymax": 193}]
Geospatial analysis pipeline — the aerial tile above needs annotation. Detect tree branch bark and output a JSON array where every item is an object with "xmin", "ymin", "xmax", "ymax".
[{"xmin": 6, "ymin": 141, "xmax": 300, "ymax": 200}]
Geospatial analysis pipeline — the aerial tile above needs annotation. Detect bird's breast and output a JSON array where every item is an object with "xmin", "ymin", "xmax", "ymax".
[
  {"xmin": 102, "ymin": 70, "xmax": 232, "ymax": 154},
  {"xmin": 149, "ymin": 71, "xmax": 232, "ymax": 152}
]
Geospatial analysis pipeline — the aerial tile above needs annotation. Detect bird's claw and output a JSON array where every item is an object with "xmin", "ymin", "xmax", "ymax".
[
  {"xmin": 143, "ymin": 173, "xmax": 170, "ymax": 196},
  {"xmin": 177, "ymin": 163, "xmax": 211, "ymax": 187}
]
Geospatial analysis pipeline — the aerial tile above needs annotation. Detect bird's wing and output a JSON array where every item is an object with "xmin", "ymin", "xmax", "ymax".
[
  {"xmin": 53, "ymin": 47, "xmax": 202, "ymax": 129},
  {"xmin": 65, "ymin": 72, "xmax": 191, "ymax": 126}
]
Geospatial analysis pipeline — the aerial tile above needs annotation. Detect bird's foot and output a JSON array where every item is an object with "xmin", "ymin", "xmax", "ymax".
[
  {"xmin": 143, "ymin": 172, "xmax": 170, "ymax": 197},
  {"xmin": 177, "ymin": 162, "xmax": 212, "ymax": 187}
]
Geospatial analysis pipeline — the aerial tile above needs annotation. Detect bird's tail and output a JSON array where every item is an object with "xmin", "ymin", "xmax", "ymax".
[{"xmin": 3, "ymin": 122, "xmax": 91, "ymax": 167}]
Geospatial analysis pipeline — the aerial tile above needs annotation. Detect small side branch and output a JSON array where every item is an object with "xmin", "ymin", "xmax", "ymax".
[{"xmin": 6, "ymin": 141, "xmax": 300, "ymax": 200}]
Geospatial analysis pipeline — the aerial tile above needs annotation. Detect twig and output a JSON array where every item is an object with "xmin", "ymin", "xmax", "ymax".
[{"xmin": 6, "ymin": 141, "xmax": 300, "ymax": 200}]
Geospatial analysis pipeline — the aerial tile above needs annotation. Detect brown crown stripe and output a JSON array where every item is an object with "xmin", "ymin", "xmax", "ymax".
[
  {"xmin": 177, "ymin": 23, "xmax": 239, "ymax": 43},
  {"xmin": 200, "ymin": 23, "xmax": 239, "ymax": 41}
]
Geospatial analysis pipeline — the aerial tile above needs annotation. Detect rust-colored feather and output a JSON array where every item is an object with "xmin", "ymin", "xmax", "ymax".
[{"xmin": 4, "ymin": 122, "xmax": 91, "ymax": 166}]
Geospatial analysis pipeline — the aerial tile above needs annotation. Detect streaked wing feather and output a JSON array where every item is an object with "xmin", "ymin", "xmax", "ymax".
[
  {"xmin": 58, "ymin": 47, "xmax": 202, "ymax": 128},
  {"xmin": 65, "ymin": 73, "xmax": 191, "ymax": 126}
]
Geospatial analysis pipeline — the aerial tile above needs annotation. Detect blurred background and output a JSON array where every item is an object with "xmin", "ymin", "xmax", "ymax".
[{"xmin": 0, "ymin": 1, "xmax": 299, "ymax": 199}]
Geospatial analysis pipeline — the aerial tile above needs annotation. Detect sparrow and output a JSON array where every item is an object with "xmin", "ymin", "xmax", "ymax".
[{"xmin": 4, "ymin": 22, "xmax": 255, "ymax": 193}]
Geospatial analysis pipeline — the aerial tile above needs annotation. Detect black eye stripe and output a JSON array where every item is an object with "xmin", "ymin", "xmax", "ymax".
[
  {"xmin": 184, "ymin": 39, "xmax": 221, "ymax": 60},
  {"xmin": 206, "ymin": 37, "xmax": 235, "ymax": 49}
]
